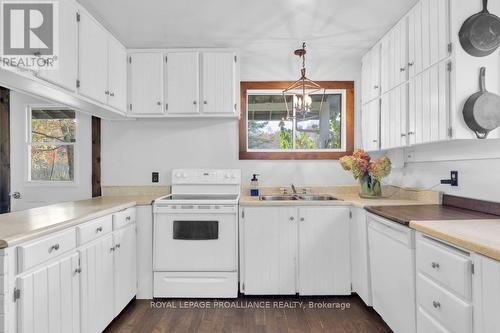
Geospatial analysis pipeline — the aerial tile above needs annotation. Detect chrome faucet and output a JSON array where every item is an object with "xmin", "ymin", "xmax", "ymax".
[{"xmin": 291, "ymin": 184, "xmax": 298, "ymax": 194}]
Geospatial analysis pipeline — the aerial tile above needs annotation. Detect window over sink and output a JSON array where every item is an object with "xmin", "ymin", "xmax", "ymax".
[{"xmin": 239, "ymin": 82, "xmax": 354, "ymax": 160}]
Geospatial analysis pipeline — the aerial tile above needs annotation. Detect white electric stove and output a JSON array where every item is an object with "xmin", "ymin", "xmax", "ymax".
[{"xmin": 153, "ymin": 169, "xmax": 241, "ymax": 298}]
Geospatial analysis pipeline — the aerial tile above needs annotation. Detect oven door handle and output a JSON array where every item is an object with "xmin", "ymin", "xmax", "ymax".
[{"xmin": 154, "ymin": 206, "xmax": 237, "ymax": 214}]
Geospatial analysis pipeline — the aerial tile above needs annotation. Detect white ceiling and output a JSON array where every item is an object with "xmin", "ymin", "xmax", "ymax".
[{"xmin": 78, "ymin": 0, "xmax": 417, "ymax": 80}]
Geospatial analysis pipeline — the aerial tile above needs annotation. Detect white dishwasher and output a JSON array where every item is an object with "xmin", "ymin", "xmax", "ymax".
[{"xmin": 367, "ymin": 212, "xmax": 416, "ymax": 333}]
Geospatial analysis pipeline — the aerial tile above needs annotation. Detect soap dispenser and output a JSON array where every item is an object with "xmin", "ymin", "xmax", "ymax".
[{"xmin": 250, "ymin": 174, "xmax": 260, "ymax": 197}]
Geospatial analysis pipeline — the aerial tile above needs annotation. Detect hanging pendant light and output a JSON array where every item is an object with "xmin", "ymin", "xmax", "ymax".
[{"xmin": 283, "ymin": 42, "xmax": 326, "ymax": 120}]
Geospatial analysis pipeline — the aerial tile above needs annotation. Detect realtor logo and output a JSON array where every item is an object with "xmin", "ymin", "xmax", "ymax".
[{"xmin": 1, "ymin": 1, "xmax": 59, "ymax": 69}]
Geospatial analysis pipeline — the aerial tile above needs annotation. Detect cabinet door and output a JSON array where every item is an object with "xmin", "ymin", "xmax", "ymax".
[
  {"xmin": 114, "ymin": 224, "xmax": 137, "ymax": 316},
  {"xmin": 17, "ymin": 253, "xmax": 80, "ymax": 333},
  {"xmin": 370, "ymin": 45, "xmax": 381, "ymax": 100},
  {"xmin": 77, "ymin": 8, "xmax": 108, "ymax": 104},
  {"xmin": 38, "ymin": 0, "xmax": 78, "ymax": 91},
  {"xmin": 380, "ymin": 93, "xmax": 390, "ymax": 150},
  {"xmin": 398, "ymin": 18, "xmax": 408, "ymax": 84},
  {"xmin": 350, "ymin": 208, "xmax": 372, "ymax": 306},
  {"xmin": 361, "ymin": 52, "xmax": 372, "ymax": 104},
  {"xmin": 79, "ymin": 234, "xmax": 114, "ymax": 333},
  {"xmin": 166, "ymin": 52, "xmax": 200, "ymax": 114},
  {"xmin": 362, "ymin": 99, "xmax": 380, "ymax": 151},
  {"xmin": 128, "ymin": 52, "xmax": 164, "ymax": 115},
  {"xmin": 475, "ymin": 256, "xmax": 500, "ymax": 333},
  {"xmin": 201, "ymin": 52, "xmax": 236, "ymax": 114},
  {"xmin": 298, "ymin": 207, "xmax": 350, "ymax": 295},
  {"xmin": 107, "ymin": 37, "xmax": 127, "ymax": 112},
  {"xmin": 242, "ymin": 207, "xmax": 297, "ymax": 295},
  {"xmin": 380, "ymin": 35, "xmax": 390, "ymax": 94}
]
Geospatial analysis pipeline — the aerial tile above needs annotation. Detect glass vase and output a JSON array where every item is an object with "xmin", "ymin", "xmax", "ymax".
[{"xmin": 359, "ymin": 174, "xmax": 382, "ymax": 198}]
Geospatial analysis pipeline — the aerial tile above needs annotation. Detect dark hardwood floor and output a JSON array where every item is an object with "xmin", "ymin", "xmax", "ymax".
[{"xmin": 105, "ymin": 295, "xmax": 392, "ymax": 333}]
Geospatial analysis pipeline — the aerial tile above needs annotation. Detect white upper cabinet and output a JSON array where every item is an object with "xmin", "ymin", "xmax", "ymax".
[
  {"xmin": 362, "ymin": 99, "xmax": 380, "ymax": 152},
  {"xmin": 381, "ymin": 18, "xmax": 407, "ymax": 94},
  {"xmin": 77, "ymin": 8, "xmax": 108, "ymax": 104},
  {"xmin": 165, "ymin": 52, "xmax": 200, "ymax": 114},
  {"xmin": 128, "ymin": 52, "xmax": 164, "ymax": 115},
  {"xmin": 37, "ymin": 0, "xmax": 78, "ymax": 92},
  {"xmin": 201, "ymin": 52, "xmax": 237, "ymax": 115},
  {"xmin": 362, "ymin": 45, "xmax": 380, "ymax": 104},
  {"xmin": 107, "ymin": 37, "xmax": 128, "ymax": 112},
  {"xmin": 408, "ymin": 0, "xmax": 450, "ymax": 78},
  {"xmin": 381, "ymin": 83, "xmax": 408, "ymax": 150}
]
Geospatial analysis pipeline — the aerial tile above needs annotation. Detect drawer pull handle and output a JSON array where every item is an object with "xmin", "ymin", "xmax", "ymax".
[
  {"xmin": 432, "ymin": 301, "xmax": 441, "ymax": 309},
  {"xmin": 431, "ymin": 262, "xmax": 440, "ymax": 269},
  {"xmin": 74, "ymin": 268, "xmax": 82, "ymax": 274},
  {"xmin": 96, "ymin": 226, "xmax": 103, "ymax": 233},
  {"xmin": 126, "ymin": 216, "xmax": 131, "ymax": 221},
  {"xmin": 49, "ymin": 244, "xmax": 60, "ymax": 252},
  {"xmin": 110, "ymin": 246, "xmax": 115, "ymax": 252},
  {"xmin": 115, "ymin": 243, "xmax": 121, "ymax": 249}
]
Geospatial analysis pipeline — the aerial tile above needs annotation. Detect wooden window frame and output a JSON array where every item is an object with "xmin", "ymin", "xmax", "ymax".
[{"xmin": 239, "ymin": 81, "xmax": 354, "ymax": 160}]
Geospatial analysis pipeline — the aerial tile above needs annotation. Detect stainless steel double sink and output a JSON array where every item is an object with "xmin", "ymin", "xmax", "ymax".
[{"xmin": 259, "ymin": 194, "xmax": 339, "ymax": 201}]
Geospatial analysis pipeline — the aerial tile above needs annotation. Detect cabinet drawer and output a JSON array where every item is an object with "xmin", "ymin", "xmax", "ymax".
[
  {"xmin": 17, "ymin": 229, "xmax": 76, "ymax": 273},
  {"xmin": 417, "ymin": 274, "xmax": 472, "ymax": 333},
  {"xmin": 417, "ymin": 307, "xmax": 450, "ymax": 333},
  {"xmin": 112, "ymin": 207, "xmax": 136, "ymax": 230},
  {"xmin": 416, "ymin": 234, "xmax": 472, "ymax": 300},
  {"xmin": 76, "ymin": 215, "xmax": 112, "ymax": 245}
]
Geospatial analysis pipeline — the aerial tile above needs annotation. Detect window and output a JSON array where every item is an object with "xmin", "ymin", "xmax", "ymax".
[
  {"xmin": 239, "ymin": 82, "xmax": 354, "ymax": 160},
  {"xmin": 28, "ymin": 108, "xmax": 77, "ymax": 182}
]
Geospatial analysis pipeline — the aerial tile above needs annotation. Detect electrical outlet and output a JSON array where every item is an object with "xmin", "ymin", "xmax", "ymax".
[
  {"xmin": 152, "ymin": 172, "xmax": 159, "ymax": 183},
  {"xmin": 440, "ymin": 171, "xmax": 458, "ymax": 187}
]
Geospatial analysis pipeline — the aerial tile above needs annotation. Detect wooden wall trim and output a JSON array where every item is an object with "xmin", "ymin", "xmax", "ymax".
[
  {"xmin": 0, "ymin": 87, "xmax": 10, "ymax": 213},
  {"xmin": 91, "ymin": 116, "xmax": 101, "ymax": 198},
  {"xmin": 239, "ymin": 81, "xmax": 355, "ymax": 160}
]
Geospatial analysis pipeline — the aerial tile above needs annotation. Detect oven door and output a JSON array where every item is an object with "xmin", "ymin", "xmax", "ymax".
[{"xmin": 154, "ymin": 209, "xmax": 237, "ymax": 271}]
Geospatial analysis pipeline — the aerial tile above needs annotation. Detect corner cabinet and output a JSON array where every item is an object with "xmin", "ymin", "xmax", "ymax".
[
  {"xmin": 127, "ymin": 49, "xmax": 240, "ymax": 118},
  {"xmin": 239, "ymin": 205, "xmax": 351, "ymax": 295}
]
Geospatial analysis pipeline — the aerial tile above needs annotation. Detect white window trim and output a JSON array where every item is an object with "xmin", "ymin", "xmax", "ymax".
[
  {"xmin": 246, "ymin": 89, "xmax": 347, "ymax": 153},
  {"xmin": 24, "ymin": 105, "xmax": 80, "ymax": 187}
]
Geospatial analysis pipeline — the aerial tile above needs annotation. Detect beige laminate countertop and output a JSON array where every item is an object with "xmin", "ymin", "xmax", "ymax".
[
  {"xmin": 0, "ymin": 196, "xmax": 137, "ymax": 249},
  {"xmin": 410, "ymin": 219, "xmax": 500, "ymax": 261}
]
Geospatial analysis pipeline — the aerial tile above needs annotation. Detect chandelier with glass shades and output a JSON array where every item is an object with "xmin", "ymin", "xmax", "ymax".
[{"xmin": 282, "ymin": 42, "xmax": 326, "ymax": 120}]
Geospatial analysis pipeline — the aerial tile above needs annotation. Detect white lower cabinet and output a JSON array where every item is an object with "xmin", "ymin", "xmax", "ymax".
[
  {"xmin": 472, "ymin": 254, "xmax": 500, "ymax": 333},
  {"xmin": 240, "ymin": 206, "xmax": 350, "ymax": 295},
  {"xmin": 79, "ymin": 234, "xmax": 115, "ymax": 333},
  {"xmin": 113, "ymin": 223, "xmax": 137, "ymax": 316},
  {"xmin": 415, "ymin": 233, "xmax": 473, "ymax": 333},
  {"xmin": 17, "ymin": 252, "xmax": 80, "ymax": 333},
  {"xmin": 350, "ymin": 207, "xmax": 372, "ymax": 306},
  {"xmin": 298, "ymin": 207, "xmax": 350, "ymax": 295}
]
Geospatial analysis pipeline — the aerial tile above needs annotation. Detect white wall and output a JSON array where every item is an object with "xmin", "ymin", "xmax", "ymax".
[
  {"xmin": 380, "ymin": 140, "xmax": 500, "ymax": 202},
  {"xmin": 101, "ymin": 54, "xmax": 361, "ymax": 187},
  {"xmin": 9, "ymin": 91, "xmax": 92, "ymax": 210}
]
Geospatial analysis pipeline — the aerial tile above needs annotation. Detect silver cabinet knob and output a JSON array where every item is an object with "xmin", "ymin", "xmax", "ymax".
[
  {"xmin": 115, "ymin": 243, "xmax": 121, "ymax": 249},
  {"xmin": 373, "ymin": 85, "xmax": 379, "ymax": 89},
  {"xmin": 74, "ymin": 268, "xmax": 82, "ymax": 274},
  {"xmin": 432, "ymin": 301, "xmax": 441, "ymax": 309},
  {"xmin": 203, "ymin": 101, "xmax": 208, "ymax": 105},
  {"xmin": 49, "ymin": 244, "xmax": 60, "ymax": 252},
  {"xmin": 400, "ymin": 67, "xmax": 406, "ymax": 72},
  {"xmin": 300, "ymin": 217, "xmax": 305, "ymax": 222},
  {"xmin": 126, "ymin": 216, "xmax": 131, "ymax": 221},
  {"xmin": 289, "ymin": 216, "xmax": 295, "ymax": 221},
  {"xmin": 401, "ymin": 133, "xmax": 407, "ymax": 137},
  {"xmin": 110, "ymin": 247, "xmax": 115, "ymax": 252},
  {"xmin": 431, "ymin": 262, "xmax": 440, "ymax": 269},
  {"xmin": 12, "ymin": 192, "xmax": 21, "ymax": 199},
  {"xmin": 408, "ymin": 62, "xmax": 415, "ymax": 67},
  {"xmin": 157, "ymin": 101, "xmax": 162, "ymax": 106},
  {"xmin": 408, "ymin": 131, "xmax": 415, "ymax": 135},
  {"xmin": 105, "ymin": 90, "xmax": 110, "ymax": 95},
  {"xmin": 96, "ymin": 226, "xmax": 103, "ymax": 233},
  {"xmin": 110, "ymin": 92, "xmax": 115, "ymax": 97},
  {"xmin": 193, "ymin": 101, "xmax": 198, "ymax": 105},
  {"xmin": 372, "ymin": 140, "xmax": 378, "ymax": 143}
]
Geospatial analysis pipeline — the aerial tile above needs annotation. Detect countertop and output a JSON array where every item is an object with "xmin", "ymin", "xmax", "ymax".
[
  {"xmin": 410, "ymin": 219, "xmax": 500, "ymax": 261},
  {"xmin": 365, "ymin": 205, "xmax": 500, "ymax": 226},
  {"xmin": 0, "ymin": 196, "xmax": 136, "ymax": 249}
]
